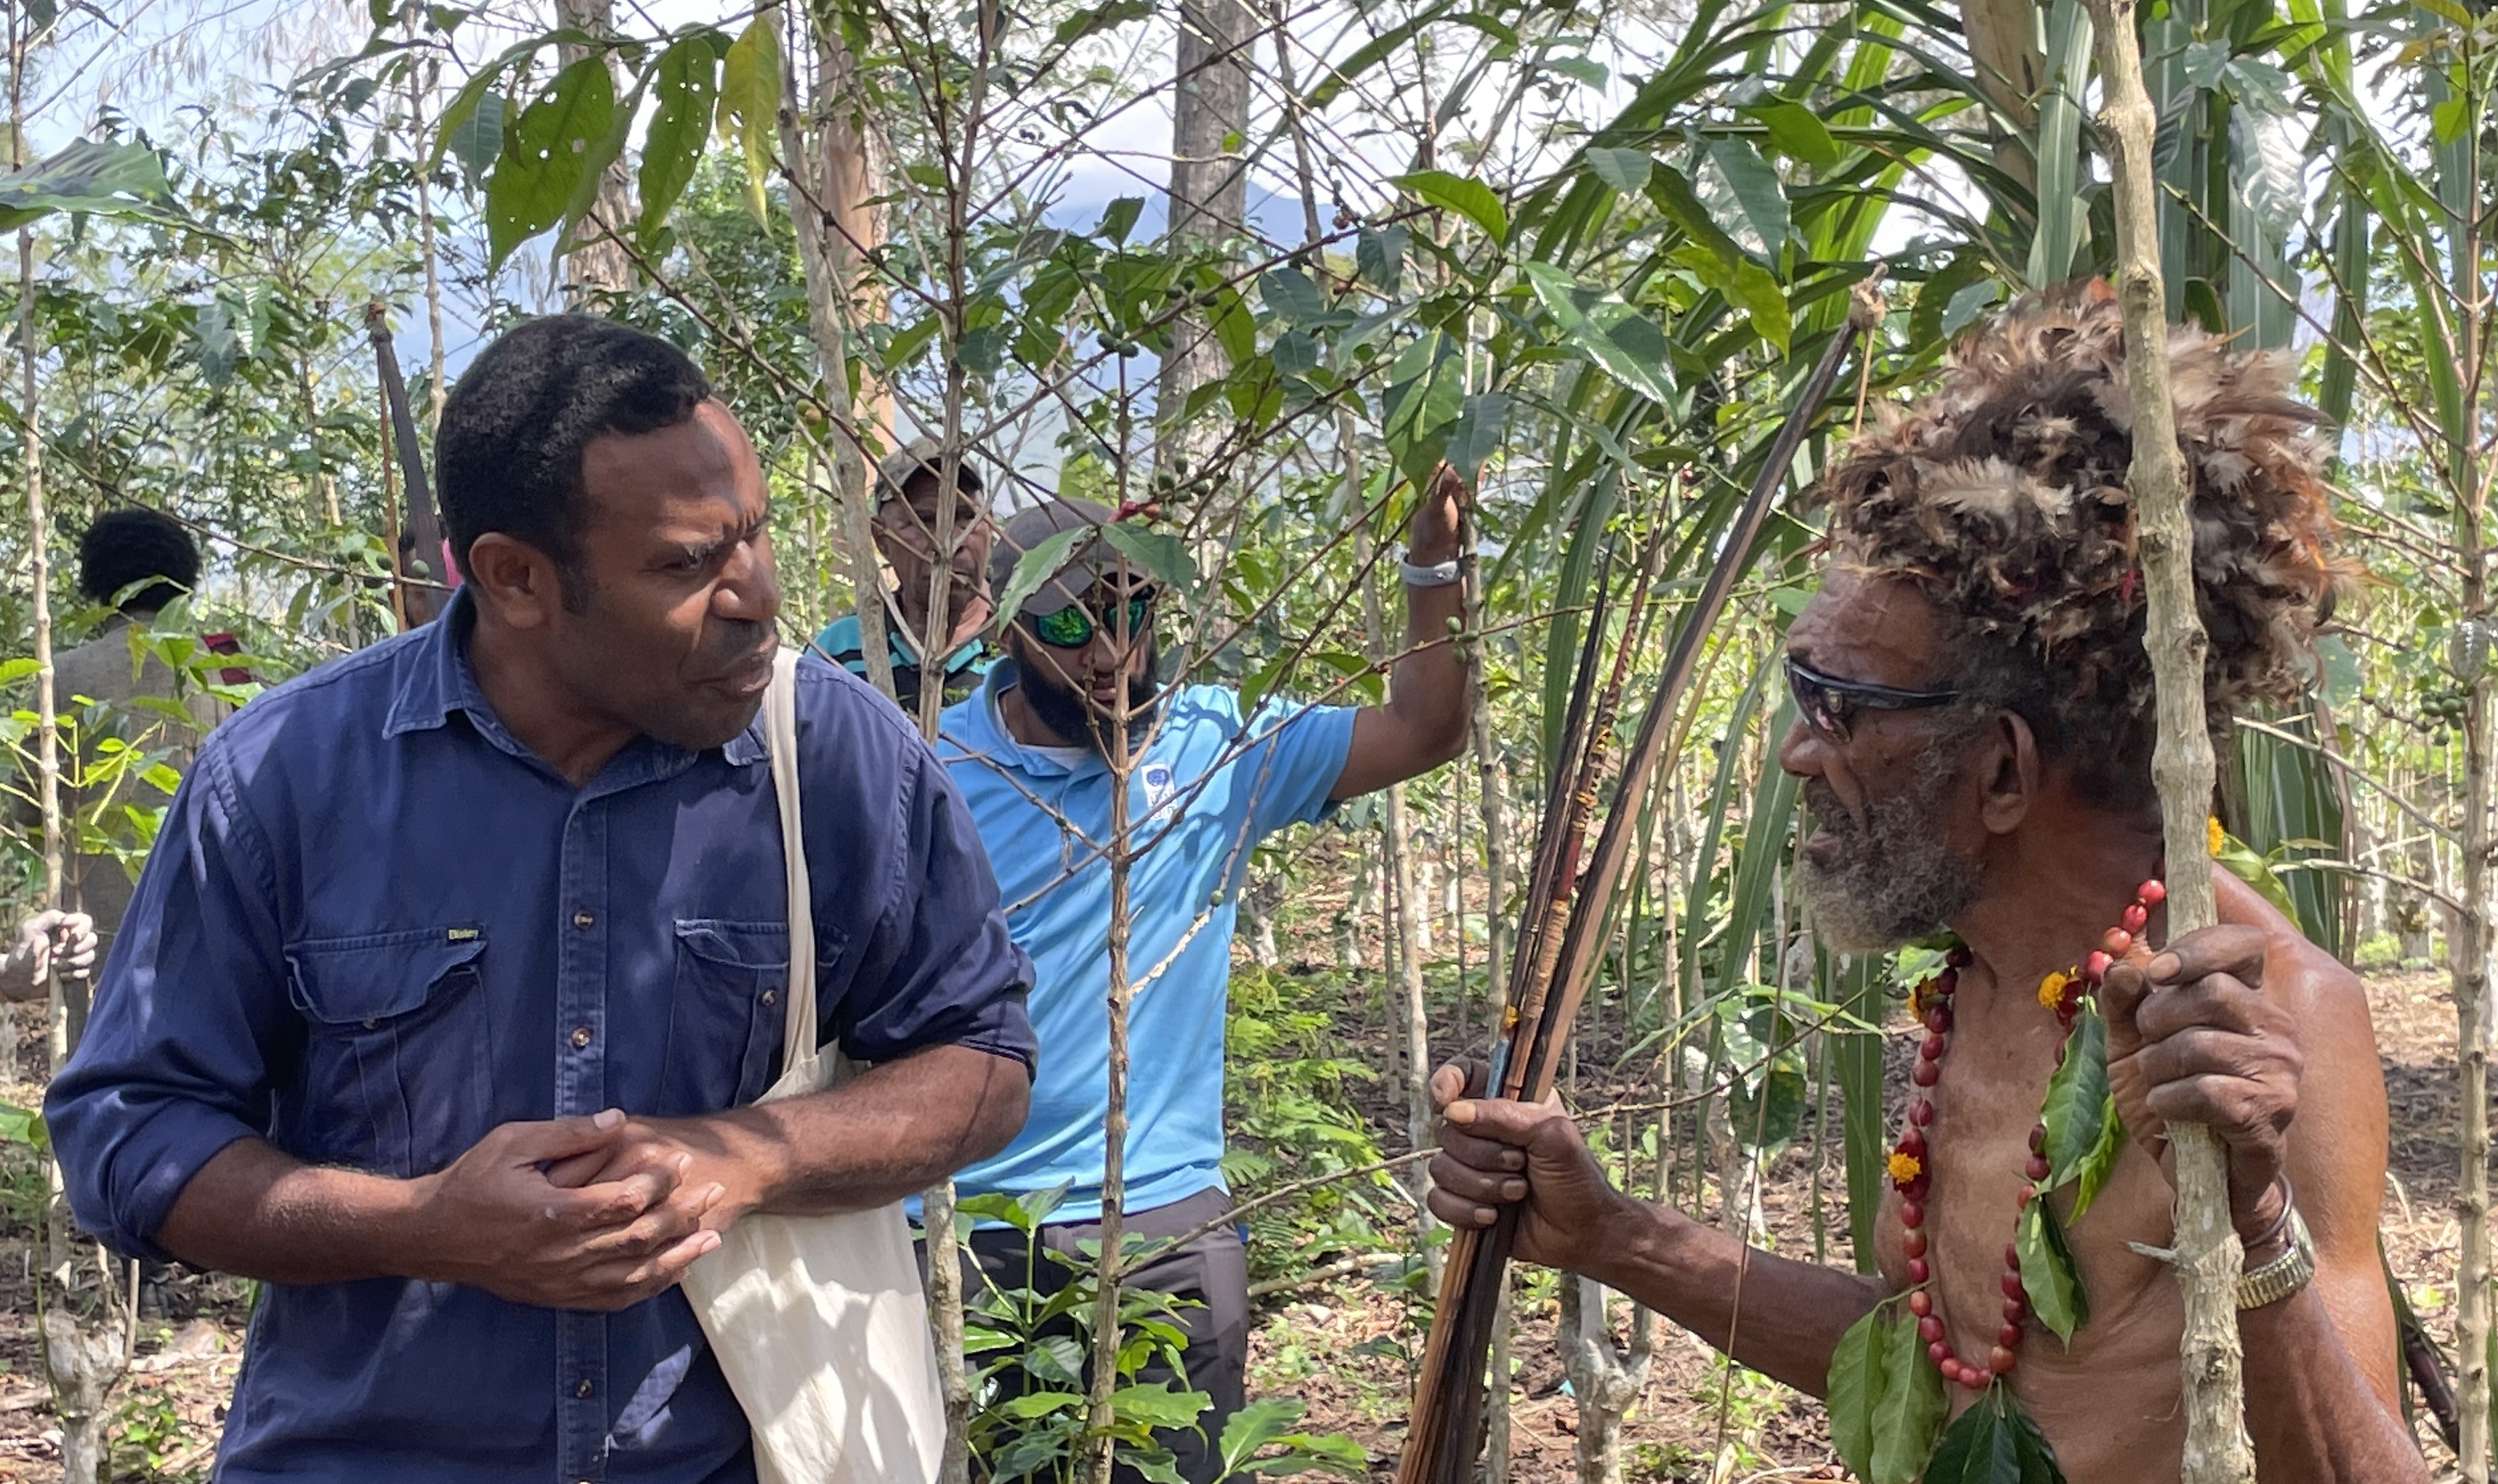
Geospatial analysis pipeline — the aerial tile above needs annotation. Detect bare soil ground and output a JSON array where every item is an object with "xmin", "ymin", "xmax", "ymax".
[
  {"xmin": 1241, "ymin": 965, "xmax": 2478, "ymax": 1483},
  {"xmin": 0, "ymin": 968, "xmax": 2474, "ymax": 1481}
]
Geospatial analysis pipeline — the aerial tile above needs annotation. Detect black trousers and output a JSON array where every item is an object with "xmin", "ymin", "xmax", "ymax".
[{"xmin": 951, "ymin": 1187, "xmax": 1248, "ymax": 1484}]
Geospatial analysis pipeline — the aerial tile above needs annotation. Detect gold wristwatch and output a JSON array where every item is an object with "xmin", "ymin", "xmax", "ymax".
[{"xmin": 2236, "ymin": 1207, "xmax": 2315, "ymax": 1309}]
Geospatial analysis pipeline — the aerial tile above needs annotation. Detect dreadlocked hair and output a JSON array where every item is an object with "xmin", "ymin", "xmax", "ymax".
[{"xmin": 1810, "ymin": 278, "xmax": 2357, "ymax": 811}]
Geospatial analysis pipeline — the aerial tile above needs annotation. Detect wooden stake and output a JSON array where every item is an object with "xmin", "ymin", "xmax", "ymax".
[{"xmin": 2080, "ymin": 3, "xmax": 2253, "ymax": 1479}]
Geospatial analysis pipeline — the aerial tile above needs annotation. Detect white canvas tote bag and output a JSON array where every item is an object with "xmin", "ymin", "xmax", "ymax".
[{"xmin": 678, "ymin": 646, "xmax": 946, "ymax": 1484}]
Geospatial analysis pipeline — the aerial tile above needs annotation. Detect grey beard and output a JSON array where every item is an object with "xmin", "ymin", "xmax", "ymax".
[{"xmin": 1796, "ymin": 749, "xmax": 1982, "ymax": 954}]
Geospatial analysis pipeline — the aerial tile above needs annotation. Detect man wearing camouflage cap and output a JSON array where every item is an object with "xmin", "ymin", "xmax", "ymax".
[{"xmin": 811, "ymin": 438, "xmax": 995, "ymax": 716}]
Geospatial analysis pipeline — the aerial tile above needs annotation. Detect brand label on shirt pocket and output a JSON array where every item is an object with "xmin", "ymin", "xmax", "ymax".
[{"xmin": 283, "ymin": 926, "xmax": 493, "ymax": 1178}]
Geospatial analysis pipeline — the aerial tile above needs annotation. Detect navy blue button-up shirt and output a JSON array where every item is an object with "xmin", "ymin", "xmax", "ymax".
[{"xmin": 47, "ymin": 593, "xmax": 1036, "ymax": 1483}]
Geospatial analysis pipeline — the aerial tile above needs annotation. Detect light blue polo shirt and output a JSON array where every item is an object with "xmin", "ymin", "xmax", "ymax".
[{"xmin": 938, "ymin": 661, "xmax": 1358, "ymax": 1221}]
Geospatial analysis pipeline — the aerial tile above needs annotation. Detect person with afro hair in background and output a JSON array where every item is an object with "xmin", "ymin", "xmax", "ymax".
[{"xmin": 13, "ymin": 508, "xmax": 230, "ymax": 1010}]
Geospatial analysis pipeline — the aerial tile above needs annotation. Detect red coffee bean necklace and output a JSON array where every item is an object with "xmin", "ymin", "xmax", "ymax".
[{"xmin": 1888, "ymin": 877, "xmax": 2165, "ymax": 1391}]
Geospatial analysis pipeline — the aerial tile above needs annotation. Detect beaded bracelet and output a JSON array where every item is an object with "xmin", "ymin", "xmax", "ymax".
[{"xmin": 2239, "ymin": 1173, "xmax": 2297, "ymax": 1256}]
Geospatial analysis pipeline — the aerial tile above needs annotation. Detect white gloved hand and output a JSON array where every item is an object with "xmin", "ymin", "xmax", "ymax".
[{"xmin": 6, "ymin": 908, "xmax": 97, "ymax": 995}]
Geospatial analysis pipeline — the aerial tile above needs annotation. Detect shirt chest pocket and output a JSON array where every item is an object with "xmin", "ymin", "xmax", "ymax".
[
  {"xmin": 284, "ymin": 927, "xmax": 494, "ymax": 1179},
  {"xmin": 661, "ymin": 920, "xmax": 797, "ymax": 1115}
]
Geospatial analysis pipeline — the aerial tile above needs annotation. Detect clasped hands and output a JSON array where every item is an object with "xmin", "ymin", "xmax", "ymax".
[
  {"xmin": 1428, "ymin": 924, "xmax": 2304, "ymax": 1263},
  {"xmin": 406, "ymin": 1109, "xmax": 762, "ymax": 1313}
]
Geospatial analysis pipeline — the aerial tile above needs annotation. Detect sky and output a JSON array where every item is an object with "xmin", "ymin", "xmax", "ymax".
[
  {"xmin": 25, "ymin": 0, "xmax": 1898, "ymax": 392},
  {"xmin": 21, "ymin": 0, "xmax": 2410, "ymax": 470}
]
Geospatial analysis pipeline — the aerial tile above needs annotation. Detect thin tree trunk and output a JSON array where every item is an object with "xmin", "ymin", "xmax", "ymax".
[
  {"xmin": 1413, "ymin": 849, "xmax": 1434, "ymax": 954},
  {"xmin": 555, "ymin": 0, "xmax": 634, "ymax": 297},
  {"xmin": 412, "ymin": 48, "xmax": 446, "ymax": 432},
  {"xmin": 2083, "ymin": 4, "xmax": 2252, "ymax": 1477},
  {"xmin": 17, "ymin": 31, "xmax": 126, "ymax": 1477},
  {"xmin": 913, "ymin": 3, "xmax": 982, "ymax": 1459},
  {"xmin": 1458, "ymin": 506, "xmax": 1515, "ymax": 1471},
  {"xmin": 903, "ymin": 442, "xmax": 971, "ymax": 1484},
  {"xmin": 1081, "ymin": 599, "xmax": 1141, "ymax": 1484},
  {"xmin": 43, "ymin": 1301, "xmax": 121, "ymax": 1484},
  {"xmin": 1155, "ymin": 0, "xmax": 1254, "ymax": 472},
  {"xmin": 771, "ymin": 4, "xmax": 893, "ymax": 696},
  {"xmin": 1386, "ymin": 788, "xmax": 1436, "ymax": 1270},
  {"xmin": 1359, "ymin": 524, "xmax": 1439, "ymax": 1275},
  {"xmin": 2447, "ymin": 107, "xmax": 2496, "ymax": 1467},
  {"xmin": 1242, "ymin": 864, "xmax": 1280, "ymax": 966},
  {"xmin": 816, "ymin": 14, "xmax": 894, "ymax": 446},
  {"xmin": 15, "ymin": 36, "xmax": 60, "ymax": 1106},
  {"xmin": 1557, "ymin": 1274, "xmax": 1651, "ymax": 1484},
  {"xmin": 1333, "ymin": 863, "xmax": 1359, "ymax": 971},
  {"xmin": 296, "ymin": 349, "xmax": 340, "ymax": 526},
  {"xmin": 2437, "ymin": 37, "xmax": 2496, "ymax": 1476},
  {"xmin": 2457, "ymin": 655, "xmax": 2492, "ymax": 1484}
]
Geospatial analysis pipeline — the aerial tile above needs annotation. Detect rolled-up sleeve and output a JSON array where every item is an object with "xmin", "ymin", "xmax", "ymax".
[
  {"xmin": 1241, "ymin": 698, "xmax": 1359, "ymax": 839},
  {"xmin": 45, "ymin": 739, "xmax": 288, "ymax": 1260},
  {"xmin": 830, "ymin": 738, "xmax": 1036, "ymax": 1071}
]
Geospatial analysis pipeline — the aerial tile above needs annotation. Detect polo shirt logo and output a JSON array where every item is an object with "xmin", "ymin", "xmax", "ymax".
[{"xmin": 1140, "ymin": 763, "xmax": 1176, "ymax": 811}]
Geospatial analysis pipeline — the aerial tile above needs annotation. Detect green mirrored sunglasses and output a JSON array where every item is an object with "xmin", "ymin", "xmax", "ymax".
[{"xmin": 1029, "ymin": 590, "xmax": 1156, "ymax": 648}]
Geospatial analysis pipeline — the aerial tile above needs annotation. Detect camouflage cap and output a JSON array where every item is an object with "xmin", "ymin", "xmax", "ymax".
[{"xmin": 875, "ymin": 437, "xmax": 984, "ymax": 503}]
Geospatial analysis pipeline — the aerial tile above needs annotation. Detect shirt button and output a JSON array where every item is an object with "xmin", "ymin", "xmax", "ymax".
[
  {"xmin": 570, "ymin": 1025, "xmax": 593, "ymax": 1050},
  {"xmin": 575, "ymin": 1377, "xmax": 595, "ymax": 1399},
  {"xmin": 573, "ymin": 910, "xmax": 594, "ymax": 929}
]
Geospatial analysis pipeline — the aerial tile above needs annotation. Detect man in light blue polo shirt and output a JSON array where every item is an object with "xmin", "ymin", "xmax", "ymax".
[{"xmin": 937, "ymin": 474, "xmax": 1469, "ymax": 1479}]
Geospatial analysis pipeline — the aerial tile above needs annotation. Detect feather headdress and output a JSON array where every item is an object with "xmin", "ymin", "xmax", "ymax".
[{"xmin": 1813, "ymin": 279, "xmax": 2355, "ymax": 734}]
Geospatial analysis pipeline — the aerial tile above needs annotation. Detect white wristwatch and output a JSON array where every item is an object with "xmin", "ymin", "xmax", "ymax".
[{"xmin": 1400, "ymin": 554, "xmax": 1461, "ymax": 588}]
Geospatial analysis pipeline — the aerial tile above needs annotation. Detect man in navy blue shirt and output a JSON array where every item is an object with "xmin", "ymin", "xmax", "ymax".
[{"xmin": 46, "ymin": 317, "xmax": 1037, "ymax": 1483}]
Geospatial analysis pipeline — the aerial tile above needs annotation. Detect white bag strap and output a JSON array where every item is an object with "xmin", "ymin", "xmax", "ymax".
[{"xmin": 764, "ymin": 647, "xmax": 817, "ymax": 1072}]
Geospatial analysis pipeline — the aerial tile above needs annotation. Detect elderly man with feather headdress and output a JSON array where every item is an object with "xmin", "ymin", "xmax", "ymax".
[{"xmin": 1426, "ymin": 284, "xmax": 2427, "ymax": 1483}]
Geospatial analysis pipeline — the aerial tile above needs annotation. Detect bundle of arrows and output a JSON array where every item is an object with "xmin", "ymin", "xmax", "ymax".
[{"xmin": 1395, "ymin": 275, "xmax": 1886, "ymax": 1484}]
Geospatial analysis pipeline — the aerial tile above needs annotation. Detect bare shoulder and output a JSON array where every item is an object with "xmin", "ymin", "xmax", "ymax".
[
  {"xmin": 2210, "ymin": 870, "xmax": 2405, "ymax": 1408},
  {"xmin": 2213, "ymin": 865, "xmax": 2374, "ymax": 1057},
  {"xmin": 2214, "ymin": 864, "xmax": 2389, "ymax": 1252}
]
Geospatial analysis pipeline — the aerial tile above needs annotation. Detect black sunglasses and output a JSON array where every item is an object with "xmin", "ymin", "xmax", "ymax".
[
  {"xmin": 1027, "ymin": 589, "xmax": 1156, "ymax": 649},
  {"xmin": 1783, "ymin": 654, "xmax": 1962, "ymax": 743}
]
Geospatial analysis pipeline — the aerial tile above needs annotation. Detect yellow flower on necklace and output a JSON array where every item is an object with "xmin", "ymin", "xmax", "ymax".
[
  {"xmin": 2036, "ymin": 970, "xmax": 2071, "ymax": 1010},
  {"xmin": 1887, "ymin": 1151, "xmax": 1923, "ymax": 1186},
  {"xmin": 2208, "ymin": 815, "xmax": 2227, "ymax": 856}
]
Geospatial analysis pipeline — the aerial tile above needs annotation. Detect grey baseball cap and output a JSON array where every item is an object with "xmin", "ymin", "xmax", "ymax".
[
  {"xmin": 876, "ymin": 437, "xmax": 984, "ymax": 503},
  {"xmin": 987, "ymin": 496, "xmax": 1150, "ymax": 617}
]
